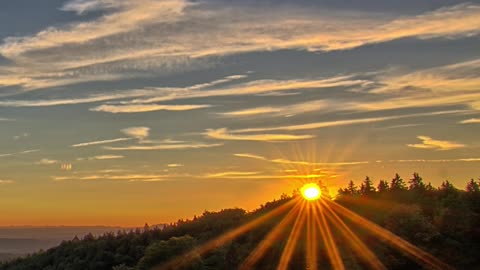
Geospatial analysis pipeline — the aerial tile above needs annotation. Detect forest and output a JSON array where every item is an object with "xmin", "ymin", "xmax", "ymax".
[{"xmin": 1, "ymin": 173, "xmax": 479, "ymax": 270}]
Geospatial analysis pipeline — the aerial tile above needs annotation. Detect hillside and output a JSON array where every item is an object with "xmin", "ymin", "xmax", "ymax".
[
  {"xmin": 1, "ymin": 174, "xmax": 479, "ymax": 270},
  {"xmin": 0, "ymin": 227, "xmax": 138, "ymax": 262}
]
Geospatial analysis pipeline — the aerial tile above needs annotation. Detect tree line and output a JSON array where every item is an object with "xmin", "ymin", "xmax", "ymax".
[{"xmin": 1, "ymin": 173, "xmax": 479, "ymax": 270}]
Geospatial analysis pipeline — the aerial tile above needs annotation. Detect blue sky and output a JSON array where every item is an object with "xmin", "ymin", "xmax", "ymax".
[{"xmin": 0, "ymin": 0, "xmax": 479, "ymax": 226}]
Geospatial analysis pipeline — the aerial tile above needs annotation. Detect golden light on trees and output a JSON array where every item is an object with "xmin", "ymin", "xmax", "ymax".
[
  {"xmin": 156, "ymin": 194, "xmax": 453, "ymax": 270},
  {"xmin": 155, "ymin": 147, "xmax": 453, "ymax": 270}
]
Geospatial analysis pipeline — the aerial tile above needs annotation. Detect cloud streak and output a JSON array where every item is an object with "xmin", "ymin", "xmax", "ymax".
[
  {"xmin": 91, "ymin": 104, "xmax": 211, "ymax": 113},
  {"xmin": 234, "ymin": 153, "xmax": 368, "ymax": 166},
  {"xmin": 0, "ymin": 149, "xmax": 40, "ymax": 158},
  {"xmin": 55, "ymin": 173, "xmax": 169, "ymax": 182},
  {"xmin": 121, "ymin": 127, "xmax": 150, "ymax": 140},
  {"xmin": 218, "ymin": 100, "xmax": 329, "ymax": 118},
  {"xmin": 1, "ymin": 2, "xmax": 478, "ymax": 91},
  {"xmin": 71, "ymin": 138, "xmax": 131, "ymax": 147},
  {"xmin": 105, "ymin": 142, "xmax": 222, "ymax": 151},
  {"xmin": 205, "ymin": 128, "xmax": 314, "ymax": 142},
  {"xmin": 35, "ymin": 158, "xmax": 59, "ymax": 165},
  {"xmin": 205, "ymin": 171, "xmax": 261, "ymax": 178},
  {"xmin": 0, "ymin": 180, "xmax": 14, "ymax": 184},
  {"xmin": 222, "ymin": 110, "xmax": 468, "ymax": 135},
  {"xmin": 459, "ymin": 118, "xmax": 480, "ymax": 124},
  {"xmin": 407, "ymin": 136, "xmax": 465, "ymax": 151},
  {"xmin": 78, "ymin": 155, "xmax": 125, "ymax": 161}
]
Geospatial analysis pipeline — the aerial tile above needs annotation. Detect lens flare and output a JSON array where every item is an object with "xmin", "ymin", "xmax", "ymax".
[{"xmin": 301, "ymin": 183, "xmax": 321, "ymax": 201}]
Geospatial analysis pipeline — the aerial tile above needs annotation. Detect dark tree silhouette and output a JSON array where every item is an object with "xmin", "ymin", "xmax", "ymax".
[
  {"xmin": 409, "ymin": 172, "xmax": 426, "ymax": 192},
  {"xmin": 377, "ymin": 179, "xmax": 389, "ymax": 193},
  {"xmin": 390, "ymin": 173, "xmax": 407, "ymax": 191},
  {"xmin": 360, "ymin": 176, "xmax": 376, "ymax": 196}
]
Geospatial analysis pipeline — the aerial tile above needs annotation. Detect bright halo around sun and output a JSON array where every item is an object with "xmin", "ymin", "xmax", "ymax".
[{"xmin": 301, "ymin": 183, "xmax": 321, "ymax": 201}]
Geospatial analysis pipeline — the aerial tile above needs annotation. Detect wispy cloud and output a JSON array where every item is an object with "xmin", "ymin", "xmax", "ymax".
[
  {"xmin": 205, "ymin": 128, "xmax": 314, "ymax": 142},
  {"xmin": 105, "ymin": 142, "xmax": 222, "ymax": 151},
  {"xmin": 121, "ymin": 127, "xmax": 150, "ymax": 140},
  {"xmin": 225, "ymin": 110, "xmax": 466, "ymax": 135},
  {"xmin": 0, "ymin": 2, "xmax": 478, "ymax": 90},
  {"xmin": 218, "ymin": 107, "xmax": 282, "ymax": 117},
  {"xmin": 0, "ymin": 73, "xmax": 246, "ymax": 107},
  {"xmin": 93, "ymin": 155, "xmax": 124, "ymax": 160},
  {"xmin": 78, "ymin": 155, "xmax": 125, "ymax": 161},
  {"xmin": 377, "ymin": 158, "xmax": 480, "ymax": 163},
  {"xmin": 0, "ymin": 75, "xmax": 363, "ymax": 111},
  {"xmin": 60, "ymin": 0, "xmax": 118, "ymax": 15},
  {"xmin": 371, "ymin": 59, "xmax": 480, "ymax": 94},
  {"xmin": 204, "ymin": 171, "xmax": 260, "ymax": 178},
  {"xmin": 71, "ymin": 137, "xmax": 131, "ymax": 147},
  {"xmin": 72, "ymin": 127, "xmax": 152, "ymax": 148},
  {"xmin": 407, "ymin": 135, "xmax": 465, "ymax": 151},
  {"xmin": 0, "ymin": 117, "xmax": 14, "ymax": 121},
  {"xmin": 344, "ymin": 59, "xmax": 480, "ymax": 113},
  {"xmin": 0, "ymin": 91, "xmax": 149, "ymax": 107},
  {"xmin": 218, "ymin": 100, "xmax": 329, "ymax": 118},
  {"xmin": 0, "ymin": 180, "xmax": 14, "ymax": 184},
  {"xmin": 167, "ymin": 163, "xmax": 183, "ymax": 168},
  {"xmin": 459, "ymin": 118, "xmax": 480, "ymax": 124},
  {"xmin": 234, "ymin": 153, "xmax": 368, "ymax": 166},
  {"xmin": 0, "ymin": 149, "xmax": 40, "ymax": 158},
  {"xmin": 122, "ymin": 76, "xmax": 366, "ymax": 105},
  {"xmin": 91, "ymin": 104, "xmax": 211, "ymax": 113},
  {"xmin": 2, "ymin": 0, "xmax": 188, "ymax": 57},
  {"xmin": 233, "ymin": 116, "xmax": 390, "ymax": 133},
  {"xmin": 55, "ymin": 173, "xmax": 169, "ymax": 182},
  {"xmin": 35, "ymin": 158, "xmax": 59, "ymax": 165},
  {"xmin": 202, "ymin": 172, "xmax": 332, "ymax": 180}
]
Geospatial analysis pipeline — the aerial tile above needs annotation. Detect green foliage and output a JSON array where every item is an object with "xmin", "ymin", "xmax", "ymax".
[{"xmin": 137, "ymin": 236, "xmax": 202, "ymax": 270}]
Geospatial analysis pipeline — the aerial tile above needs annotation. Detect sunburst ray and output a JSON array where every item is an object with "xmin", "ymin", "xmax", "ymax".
[
  {"xmin": 155, "ymin": 198, "xmax": 298, "ymax": 270},
  {"xmin": 326, "ymin": 199, "xmax": 454, "ymax": 270},
  {"xmin": 239, "ymin": 203, "xmax": 302, "ymax": 270},
  {"xmin": 321, "ymin": 200, "xmax": 386, "ymax": 270}
]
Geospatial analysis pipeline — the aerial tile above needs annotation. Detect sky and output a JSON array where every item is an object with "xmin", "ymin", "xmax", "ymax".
[{"xmin": 0, "ymin": 0, "xmax": 479, "ymax": 226}]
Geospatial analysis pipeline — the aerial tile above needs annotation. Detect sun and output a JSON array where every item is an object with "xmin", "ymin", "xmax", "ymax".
[{"xmin": 301, "ymin": 183, "xmax": 321, "ymax": 201}]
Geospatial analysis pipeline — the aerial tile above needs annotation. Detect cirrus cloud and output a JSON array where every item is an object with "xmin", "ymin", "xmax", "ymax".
[
  {"xmin": 205, "ymin": 128, "xmax": 314, "ymax": 142},
  {"xmin": 0, "ymin": 2, "xmax": 479, "ymax": 91},
  {"xmin": 407, "ymin": 135, "xmax": 466, "ymax": 151}
]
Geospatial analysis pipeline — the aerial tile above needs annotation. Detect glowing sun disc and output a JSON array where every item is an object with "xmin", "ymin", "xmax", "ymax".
[{"xmin": 301, "ymin": 183, "xmax": 321, "ymax": 201}]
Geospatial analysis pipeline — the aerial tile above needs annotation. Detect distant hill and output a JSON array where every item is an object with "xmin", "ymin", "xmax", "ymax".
[
  {"xmin": 1, "ymin": 175, "xmax": 479, "ymax": 270},
  {"xmin": 0, "ymin": 226, "xmax": 135, "ymax": 261},
  {"xmin": 0, "ymin": 254, "xmax": 16, "ymax": 264}
]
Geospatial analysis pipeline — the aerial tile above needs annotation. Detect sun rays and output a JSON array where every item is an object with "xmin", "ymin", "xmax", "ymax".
[
  {"xmin": 154, "ymin": 144, "xmax": 452, "ymax": 270},
  {"xmin": 154, "ymin": 190, "xmax": 453, "ymax": 270}
]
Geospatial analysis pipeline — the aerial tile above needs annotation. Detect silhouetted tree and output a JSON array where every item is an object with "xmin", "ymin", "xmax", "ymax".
[
  {"xmin": 466, "ymin": 179, "xmax": 480, "ymax": 193},
  {"xmin": 425, "ymin": 182, "xmax": 435, "ymax": 192},
  {"xmin": 409, "ymin": 173, "xmax": 426, "ymax": 192},
  {"xmin": 347, "ymin": 180, "xmax": 359, "ymax": 196},
  {"xmin": 360, "ymin": 176, "xmax": 376, "ymax": 196},
  {"xmin": 390, "ymin": 173, "xmax": 407, "ymax": 191},
  {"xmin": 377, "ymin": 180, "xmax": 389, "ymax": 193}
]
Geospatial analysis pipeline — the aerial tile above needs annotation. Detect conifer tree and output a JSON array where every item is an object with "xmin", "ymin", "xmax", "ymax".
[
  {"xmin": 390, "ymin": 173, "xmax": 406, "ymax": 191},
  {"xmin": 377, "ymin": 180, "xmax": 389, "ymax": 193},
  {"xmin": 360, "ymin": 176, "xmax": 375, "ymax": 195}
]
